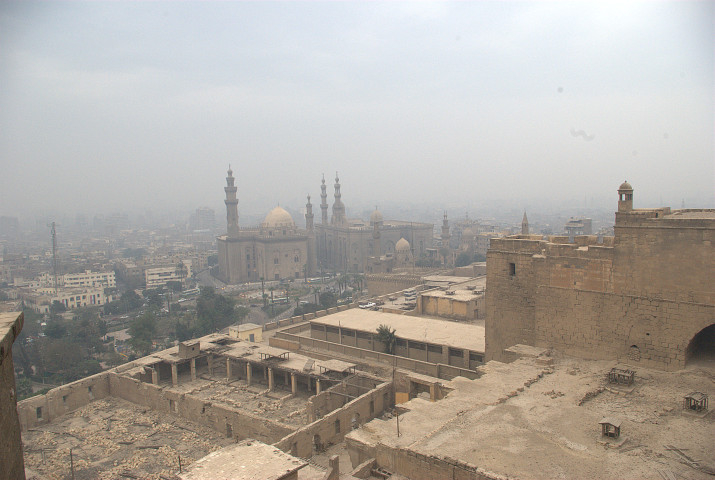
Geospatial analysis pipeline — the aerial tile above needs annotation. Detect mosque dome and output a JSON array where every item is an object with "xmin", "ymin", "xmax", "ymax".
[
  {"xmin": 619, "ymin": 181, "xmax": 633, "ymax": 191},
  {"xmin": 263, "ymin": 206, "xmax": 295, "ymax": 228},
  {"xmin": 462, "ymin": 227, "xmax": 475, "ymax": 238},
  {"xmin": 396, "ymin": 237, "xmax": 410, "ymax": 252},
  {"xmin": 370, "ymin": 209, "xmax": 383, "ymax": 225}
]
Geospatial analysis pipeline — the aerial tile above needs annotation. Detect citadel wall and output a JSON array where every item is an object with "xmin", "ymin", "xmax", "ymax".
[{"xmin": 486, "ymin": 196, "xmax": 715, "ymax": 370}]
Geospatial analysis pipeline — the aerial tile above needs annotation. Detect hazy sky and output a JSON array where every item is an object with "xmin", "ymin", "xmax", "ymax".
[{"xmin": 1, "ymin": 1, "xmax": 713, "ymax": 220}]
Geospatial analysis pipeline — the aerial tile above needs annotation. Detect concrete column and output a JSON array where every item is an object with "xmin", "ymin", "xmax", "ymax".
[
  {"xmin": 316, "ymin": 378, "xmax": 321, "ymax": 395},
  {"xmin": 171, "ymin": 364, "xmax": 178, "ymax": 387},
  {"xmin": 429, "ymin": 384, "xmax": 436, "ymax": 402},
  {"xmin": 246, "ymin": 362, "xmax": 252, "ymax": 385},
  {"xmin": 268, "ymin": 368, "xmax": 274, "ymax": 391},
  {"xmin": 190, "ymin": 358, "xmax": 196, "ymax": 381},
  {"xmin": 226, "ymin": 358, "xmax": 232, "ymax": 380},
  {"xmin": 291, "ymin": 373, "xmax": 297, "ymax": 395},
  {"xmin": 151, "ymin": 368, "xmax": 158, "ymax": 385}
]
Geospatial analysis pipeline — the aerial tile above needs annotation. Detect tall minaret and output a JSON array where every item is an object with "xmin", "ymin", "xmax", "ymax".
[
  {"xmin": 372, "ymin": 208, "xmax": 382, "ymax": 258},
  {"xmin": 305, "ymin": 194, "xmax": 316, "ymax": 275},
  {"xmin": 331, "ymin": 172, "xmax": 346, "ymax": 224},
  {"xmin": 305, "ymin": 195, "xmax": 314, "ymax": 231},
  {"xmin": 224, "ymin": 165, "xmax": 239, "ymax": 238},
  {"xmin": 320, "ymin": 175, "xmax": 328, "ymax": 224},
  {"xmin": 441, "ymin": 212, "xmax": 451, "ymax": 247},
  {"xmin": 521, "ymin": 211, "xmax": 529, "ymax": 235}
]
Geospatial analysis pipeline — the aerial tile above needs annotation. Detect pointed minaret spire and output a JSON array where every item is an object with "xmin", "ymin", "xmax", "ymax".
[
  {"xmin": 521, "ymin": 211, "xmax": 529, "ymax": 235},
  {"xmin": 441, "ymin": 211, "xmax": 451, "ymax": 245},
  {"xmin": 224, "ymin": 166, "xmax": 239, "ymax": 238},
  {"xmin": 305, "ymin": 194, "xmax": 314, "ymax": 231},
  {"xmin": 320, "ymin": 174, "xmax": 328, "ymax": 224},
  {"xmin": 331, "ymin": 171, "xmax": 346, "ymax": 224}
]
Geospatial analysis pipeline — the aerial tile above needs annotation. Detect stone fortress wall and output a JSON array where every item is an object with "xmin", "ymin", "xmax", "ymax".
[
  {"xmin": 486, "ymin": 183, "xmax": 715, "ymax": 371},
  {"xmin": 1, "ymin": 312, "xmax": 25, "ymax": 480}
]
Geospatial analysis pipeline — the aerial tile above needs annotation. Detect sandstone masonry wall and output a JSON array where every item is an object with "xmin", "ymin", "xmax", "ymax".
[
  {"xmin": 1, "ymin": 312, "xmax": 25, "ymax": 480},
  {"xmin": 486, "ymin": 206, "xmax": 715, "ymax": 370}
]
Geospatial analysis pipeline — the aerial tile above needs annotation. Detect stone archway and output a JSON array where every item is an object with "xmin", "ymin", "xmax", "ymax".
[{"xmin": 686, "ymin": 324, "xmax": 715, "ymax": 366}]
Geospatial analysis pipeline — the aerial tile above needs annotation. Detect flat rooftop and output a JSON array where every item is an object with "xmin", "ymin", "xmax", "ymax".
[
  {"xmin": 422, "ymin": 275, "xmax": 486, "ymax": 287},
  {"xmin": 179, "ymin": 439, "xmax": 306, "ymax": 480},
  {"xmin": 347, "ymin": 355, "xmax": 715, "ymax": 479},
  {"xmin": 312, "ymin": 309, "xmax": 485, "ymax": 353},
  {"xmin": 662, "ymin": 209, "xmax": 715, "ymax": 220}
]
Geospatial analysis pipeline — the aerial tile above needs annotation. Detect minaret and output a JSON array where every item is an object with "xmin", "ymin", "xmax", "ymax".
[
  {"xmin": 331, "ymin": 172, "xmax": 346, "ymax": 224},
  {"xmin": 320, "ymin": 175, "xmax": 328, "ymax": 224},
  {"xmin": 441, "ymin": 212, "xmax": 451, "ymax": 246},
  {"xmin": 372, "ymin": 207, "xmax": 382, "ymax": 257},
  {"xmin": 305, "ymin": 194, "xmax": 316, "ymax": 275},
  {"xmin": 224, "ymin": 165, "xmax": 239, "ymax": 238},
  {"xmin": 305, "ymin": 195, "xmax": 314, "ymax": 231},
  {"xmin": 521, "ymin": 211, "xmax": 529, "ymax": 235}
]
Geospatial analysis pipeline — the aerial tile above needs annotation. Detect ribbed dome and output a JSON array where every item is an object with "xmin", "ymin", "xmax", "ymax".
[
  {"xmin": 462, "ymin": 227, "xmax": 475, "ymax": 237},
  {"xmin": 396, "ymin": 237, "xmax": 410, "ymax": 252},
  {"xmin": 370, "ymin": 209, "xmax": 383, "ymax": 225},
  {"xmin": 263, "ymin": 206, "xmax": 295, "ymax": 228},
  {"xmin": 619, "ymin": 181, "xmax": 633, "ymax": 191}
]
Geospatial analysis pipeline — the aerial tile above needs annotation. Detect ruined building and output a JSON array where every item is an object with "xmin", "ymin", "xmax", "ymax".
[{"xmin": 486, "ymin": 181, "xmax": 715, "ymax": 370}]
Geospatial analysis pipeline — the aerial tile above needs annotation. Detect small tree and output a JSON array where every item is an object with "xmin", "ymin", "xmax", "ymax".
[
  {"xmin": 376, "ymin": 324, "xmax": 396, "ymax": 354},
  {"xmin": 319, "ymin": 291, "xmax": 337, "ymax": 309},
  {"xmin": 128, "ymin": 312, "xmax": 157, "ymax": 356}
]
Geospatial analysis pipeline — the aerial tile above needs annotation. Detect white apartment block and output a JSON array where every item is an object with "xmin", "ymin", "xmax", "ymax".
[
  {"xmin": 38, "ymin": 270, "xmax": 116, "ymax": 289},
  {"xmin": 62, "ymin": 270, "xmax": 116, "ymax": 289},
  {"xmin": 144, "ymin": 261, "xmax": 192, "ymax": 289},
  {"xmin": 20, "ymin": 286, "xmax": 113, "ymax": 313}
]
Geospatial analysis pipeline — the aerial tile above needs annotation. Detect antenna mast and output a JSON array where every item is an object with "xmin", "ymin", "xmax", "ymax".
[{"xmin": 49, "ymin": 221, "xmax": 58, "ymax": 295}]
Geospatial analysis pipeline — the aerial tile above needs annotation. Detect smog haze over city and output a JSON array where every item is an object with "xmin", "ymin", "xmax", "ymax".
[{"xmin": 1, "ymin": 1, "xmax": 713, "ymax": 223}]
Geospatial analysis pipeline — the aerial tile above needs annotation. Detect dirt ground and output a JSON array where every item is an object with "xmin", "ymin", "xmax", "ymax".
[{"xmin": 23, "ymin": 397, "xmax": 234, "ymax": 480}]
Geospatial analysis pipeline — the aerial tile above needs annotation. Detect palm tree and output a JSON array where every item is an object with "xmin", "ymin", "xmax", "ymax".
[
  {"xmin": 176, "ymin": 262, "xmax": 188, "ymax": 289},
  {"xmin": 376, "ymin": 324, "xmax": 396, "ymax": 354}
]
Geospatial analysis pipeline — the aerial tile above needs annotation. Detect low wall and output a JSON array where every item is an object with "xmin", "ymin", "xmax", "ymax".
[
  {"xmin": 269, "ymin": 337, "xmax": 300, "ymax": 351},
  {"xmin": 275, "ymin": 382, "xmax": 392, "ymax": 458},
  {"xmin": 275, "ymin": 332, "xmax": 478, "ymax": 381},
  {"xmin": 18, "ymin": 372, "xmax": 111, "ymax": 430},
  {"xmin": 346, "ymin": 440, "xmax": 505, "ymax": 480},
  {"xmin": 366, "ymin": 274, "xmax": 423, "ymax": 297},
  {"xmin": 19, "ymin": 370, "xmax": 295, "ymax": 445},
  {"xmin": 108, "ymin": 373, "xmax": 294, "ymax": 443}
]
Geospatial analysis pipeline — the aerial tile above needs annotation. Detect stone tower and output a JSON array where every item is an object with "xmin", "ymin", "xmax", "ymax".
[
  {"xmin": 441, "ymin": 212, "xmax": 451, "ymax": 246},
  {"xmin": 305, "ymin": 194, "xmax": 316, "ymax": 275},
  {"xmin": 521, "ymin": 211, "xmax": 529, "ymax": 235},
  {"xmin": 331, "ymin": 172, "xmax": 346, "ymax": 225},
  {"xmin": 320, "ymin": 175, "xmax": 328, "ymax": 224},
  {"xmin": 224, "ymin": 166, "xmax": 239, "ymax": 238},
  {"xmin": 618, "ymin": 181, "xmax": 633, "ymax": 212},
  {"xmin": 305, "ymin": 195, "xmax": 314, "ymax": 232},
  {"xmin": 371, "ymin": 207, "xmax": 383, "ymax": 257}
]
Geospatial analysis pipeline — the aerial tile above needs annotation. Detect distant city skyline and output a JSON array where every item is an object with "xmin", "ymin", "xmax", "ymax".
[{"xmin": 1, "ymin": 1, "xmax": 713, "ymax": 218}]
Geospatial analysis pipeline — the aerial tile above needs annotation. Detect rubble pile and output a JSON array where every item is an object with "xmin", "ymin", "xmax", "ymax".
[{"xmin": 23, "ymin": 397, "xmax": 232, "ymax": 480}]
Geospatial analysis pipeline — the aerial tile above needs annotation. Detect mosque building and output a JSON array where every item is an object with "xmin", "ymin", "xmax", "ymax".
[
  {"xmin": 216, "ymin": 167, "xmax": 316, "ymax": 283},
  {"xmin": 314, "ymin": 173, "xmax": 433, "ymax": 273},
  {"xmin": 216, "ymin": 169, "xmax": 434, "ymax": 284}
]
